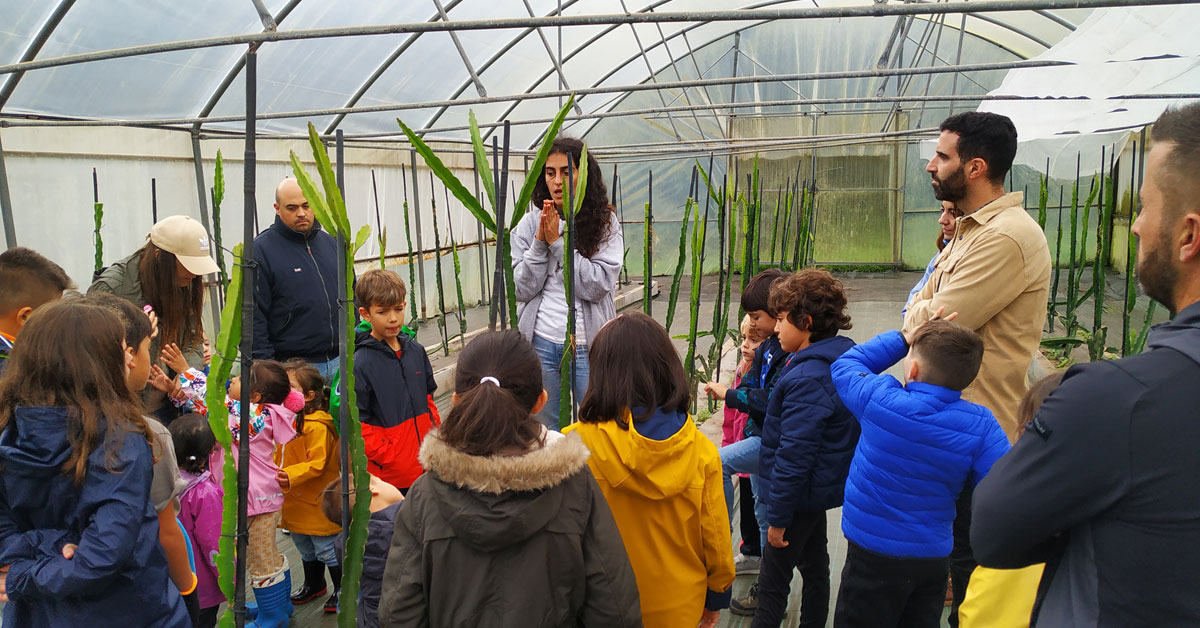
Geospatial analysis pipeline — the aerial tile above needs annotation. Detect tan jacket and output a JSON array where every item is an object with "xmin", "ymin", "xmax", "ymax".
[{"xmin": 903, "ymin": 192, "xmax": 1051, "ymax": 441}]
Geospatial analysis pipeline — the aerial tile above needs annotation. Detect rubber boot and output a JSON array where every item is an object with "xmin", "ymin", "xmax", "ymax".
[
  {"xmin": 323, "ymin": 565, "xmax": 342, "ymax": 614},
  {"xmin": 290, "ymin": 560, "xmax": 328, "ymax": 604},
  {"xmin": 246, "ymin": 557, "xmax": 294, "ymax": 628}
]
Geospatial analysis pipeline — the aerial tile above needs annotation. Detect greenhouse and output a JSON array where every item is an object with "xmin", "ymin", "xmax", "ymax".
[{"xmin": 1, "ymin": 0, "xmax": 1199, "ymax": 626}]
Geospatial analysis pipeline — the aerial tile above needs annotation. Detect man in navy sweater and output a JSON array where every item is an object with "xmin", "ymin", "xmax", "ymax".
[
  {"xmin": 972, "ymin": 103, "xmax": 1200, "ymax": 627},
  {"xmin": 252, "ymin": 178, "xmax": 342, "ymax": 378}
]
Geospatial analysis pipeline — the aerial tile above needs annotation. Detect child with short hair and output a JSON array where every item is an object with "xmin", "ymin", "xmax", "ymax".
[
  {"xmin": 278, "ymin": 359, "xmax": 342, "ymax": 614},
  {"xmin": 830, "ymin": 314, "xmax": 1010, "ymax": 628},
  {"xmin": 702, "ymin": 268, "xmax": 790, "ymax": 614},
  {"xmin": 0, "ymin": 299, "xmax": 189, "ymax": 627},
  {"xmin": 0, "ymin": 247, "xmax": 73, "ymax": 372},
  {"xmin": 164, "ymin": 349, "xmax": 305, "ymax": 628},
  {"xmin": 169, "ymin": 413, "xmax": 226, "ymax": 628},
  {"xmin": 321, "ymin": 473, "xmax": 403, "ymax": 628},
  {"xmin": 752, "ymin": 269, "xmax": 857, "ymax": 628},
  {"xmin": 352, "ymin": 269, "xmax": 439, "ymax": 491},
  {"xmin": 956, "ymin": 372, "xmax": 1061, "ymax": 628},
  {"xmin": 722, "ymin": 315, "xmax": 766, "ymax": 573}
]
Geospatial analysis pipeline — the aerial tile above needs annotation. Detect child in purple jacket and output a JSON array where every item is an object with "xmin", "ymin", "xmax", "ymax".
[{"xmin": 169, "ymin": 414, "xmax": 225, "ymax": 628}]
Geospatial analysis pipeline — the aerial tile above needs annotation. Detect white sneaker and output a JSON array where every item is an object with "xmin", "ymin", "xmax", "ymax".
[{"xmin": 734, "ymin": 553, "xmax": 761, "ymax": 575}]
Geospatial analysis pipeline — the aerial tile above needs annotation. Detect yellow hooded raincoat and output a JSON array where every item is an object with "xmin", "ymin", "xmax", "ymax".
[
  {"xmin": 276, "ymin": 410, "xmax": 341, "ymax": 536},
  {"xmin": 565, "ymin": 413, "xmax": 734, "ymax": 628}
]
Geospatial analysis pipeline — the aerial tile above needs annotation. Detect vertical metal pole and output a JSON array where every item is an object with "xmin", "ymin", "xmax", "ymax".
[
  {"xmin": 728, "ymin": 32, "xmax": 741, "ymax": 109},
  {"xmin": 234, "ymin": 44, "xmax": 258, "ymax": 628},
  {"xmin": 191, "ymin": 132, "xmax": 224, "ymax": 332},
  {"xmin": 949, "ymin": 10, "xmax": 968, "ymax": 116},
  {"xmin": 335, "ymin": 129, "xmax": 352, "ymax": 584},
  {"xmin": 566, "ymin": 153, "xmax": 577, "ymax": 424},
  {"xmin": 473, "ymin": 167, "xmax": 489, "ymax": 305},
  {"xmin": 498, "ymin": 124, "xmax": 512, "ymax": 329},
  {"xmin": 151, "ymin": 178, "xmax": 158, "ymax": 225},
  {"xmin": 410, "ymin": 150, "xmax": 427, "ymax": 321},
  {"xmin": 647, "ymin": 170, "xmax": 654, "ymax": 317},
  {"xmin": 0, "ymin": 130, "xmax": 16, "ymax": 248}
]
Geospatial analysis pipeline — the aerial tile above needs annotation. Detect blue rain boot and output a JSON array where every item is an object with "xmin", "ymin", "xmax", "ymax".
[{"xmin": 246, "ymin": 557, "xmax": 293, "ymax": 628}]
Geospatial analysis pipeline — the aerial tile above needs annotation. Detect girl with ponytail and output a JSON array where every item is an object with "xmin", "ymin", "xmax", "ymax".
[{"xmin": 379, "ymin": 330, "xmax": 642, "ymax": 627}]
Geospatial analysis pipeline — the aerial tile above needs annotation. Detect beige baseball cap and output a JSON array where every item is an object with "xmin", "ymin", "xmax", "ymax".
[{"xmin": 150, "ymin": 215, "xmax": 220, "ymax": 276}]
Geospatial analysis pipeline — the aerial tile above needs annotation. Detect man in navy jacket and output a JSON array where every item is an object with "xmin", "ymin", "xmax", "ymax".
[
  {"xmin": 972, "ymin": 103, "xmax": 1200, "ymax": 627},
  {"xmin": 252, "ymin": 178, "xmax": 341, "ymax": 378}
]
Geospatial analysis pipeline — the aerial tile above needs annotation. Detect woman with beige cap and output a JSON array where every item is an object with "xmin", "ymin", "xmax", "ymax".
[{"xmin": 89, "ymin": 215, "xmax": 220, "ymax": 421}]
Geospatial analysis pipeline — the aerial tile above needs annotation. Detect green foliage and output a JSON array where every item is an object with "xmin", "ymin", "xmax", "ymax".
[
  {"xmin": 446, "ymin": 212, "xmax": 467, "ymax": 344},
  {"xmin": 512, "ymin": 94, "xmax": 577, "ymax": 230},
  {"xmin": 469, "ymin": 110, "xmax": 496, "ymax": 211},
  {"xmin": 643, "ymin": 202, "xmax": 652, "ymax": 315},
  {"xmin": 397, "ymin": 118, "xmax": 496, "ymax": 233},
  {"xmin": 684, "ymin": 196, "xmax": 708, "ymax": 413},
  {"xmin": 289, "ymin": 123, "xmax": 371, "ymax": 628},
  {"xmin": 213, "ymin": 151, "xmax": 227, "ymax": 286},
  {"xmin": 429, "ymin": 189, "xmax": 450, "ymax": 357},
  {"xmin": 209, "ymin": 244, "xmax": 243, "ymax": 628},
  {"xmin": 559, "ymin": 143, "xmax": 588, "ymax": 429},
  {"xmin": 664, "ymin": 199, "xmax": 693, "ymax": 333},
  {"xmin": 93, "ymin": 202, "xmax": 103, "ymax": 274},
  {"xmin": 402, "ymin": 198, "xmax": 419, "ymax": 326}
]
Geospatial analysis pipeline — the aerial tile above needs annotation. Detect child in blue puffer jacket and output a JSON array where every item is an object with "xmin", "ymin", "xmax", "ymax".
[{"xmin": 830, "ymin": 312, "xmax": 1009, "ymax": 628}]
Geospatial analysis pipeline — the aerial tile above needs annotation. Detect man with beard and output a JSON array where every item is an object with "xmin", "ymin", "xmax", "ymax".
[
  {"xmin": 971, "ymin": 102, "xmax": 1200, "ymax": 627},
  {"xmin": 902, "ymin": 112, "xmax": 1051, "ymax": 624}
]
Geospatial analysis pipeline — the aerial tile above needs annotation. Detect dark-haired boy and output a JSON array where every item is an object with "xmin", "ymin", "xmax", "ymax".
[
  {"xmin": 353, "ymin": 269, "xmax": 439, "ymax": 492},
  {"xmin": 830, "ymin": 316, "xmax": 1009, "ymax": 628},
  {"xmin": 323, "ymin": 473, "xmax": 404, "ymax": 628},
  {"xmin": 0, "ymin": 247, "xmax": 73, "ymax": 372},
  {"xmin": 703, "ymin": 268, "xmax": 788, "ymax": 591},
  {"xmin": 751, "ymin": 269, "xmax": 857, "ymax": 628}
]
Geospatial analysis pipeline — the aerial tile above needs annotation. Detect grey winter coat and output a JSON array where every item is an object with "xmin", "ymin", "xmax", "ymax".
[
  {"xmin": 379, "ymin": 430, "xmax": 643, "ymax": 628},
  {"xmin": 511, "ymin": 210, "xmax": 623, "ymax": 347}
]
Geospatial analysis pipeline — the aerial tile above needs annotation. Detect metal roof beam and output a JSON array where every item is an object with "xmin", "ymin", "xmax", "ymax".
[
  {"xmin": 432, "ymin": 0, "xmax": 487, "ymax": 98},
  {"xmin": 0, "ymin": 0, "xmax": 77, "ymax": 110}
]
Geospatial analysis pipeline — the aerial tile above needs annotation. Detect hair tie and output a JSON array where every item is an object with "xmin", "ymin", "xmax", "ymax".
[
  {"xmin": 479, "ymin": 376, "xmax": 501, "ymax": 387},
  {"xmin": 187, "ymin": 455, "xmax": 198, "ymax": 461}
]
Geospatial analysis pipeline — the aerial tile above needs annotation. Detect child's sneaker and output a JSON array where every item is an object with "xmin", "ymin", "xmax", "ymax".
[
  {"xmin": 730, "ymin": 581, "xmax": 759, "ymax": 615},
  {"xmin": 734, "ymin": 553, "xmax": 761, "ymax": 575}
]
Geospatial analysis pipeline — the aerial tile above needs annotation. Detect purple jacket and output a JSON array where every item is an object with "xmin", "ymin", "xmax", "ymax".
[{"xmin": 178, "ymin": 470, "xmax": 226, "ymax": 609}]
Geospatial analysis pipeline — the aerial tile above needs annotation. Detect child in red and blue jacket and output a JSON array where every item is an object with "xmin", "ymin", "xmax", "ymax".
[{"xmin": 353, "ymin": 269, "xmax": 440, "ymax": 492}]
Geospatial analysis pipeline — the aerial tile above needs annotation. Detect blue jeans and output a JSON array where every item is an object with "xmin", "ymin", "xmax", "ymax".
[
  {"xmin": 531, "ymin": 335, "xmax": 590, "ymax": 432},
  {"xmin": 310, "ymin": 357, "xmax": 340, "ymax": 383},
  {"xmin": 721, "ymin": 436, "xmax": 768, "ymax": 551},
  {"xmin": 291, "ymin": 532, "xmax": 339, "ymax": 567}
]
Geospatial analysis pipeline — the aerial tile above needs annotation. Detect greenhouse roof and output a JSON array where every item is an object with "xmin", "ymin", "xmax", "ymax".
[{"xmin": 0, "ymin": 0, "xmax": 1143, "ymax": 148}]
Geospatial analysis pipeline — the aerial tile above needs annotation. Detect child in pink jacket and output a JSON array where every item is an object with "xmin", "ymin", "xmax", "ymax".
[{"xmin": 722, "ymin": 316, "xmax": 765, "ymax": 573}]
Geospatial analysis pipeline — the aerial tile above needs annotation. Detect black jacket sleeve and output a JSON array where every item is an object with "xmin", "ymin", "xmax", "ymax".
[
  {"xmin": 971, "ymin": 362, "xmax": 1134, "ymax": 569},
  {"xmin": 251, "ymin": 244, "xmax": 275, "ymax": 359}
]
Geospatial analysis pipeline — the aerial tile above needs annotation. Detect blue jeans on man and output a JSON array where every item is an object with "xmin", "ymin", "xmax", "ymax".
[{"xmin": 531, "ymin": 335, "xmax": 590, "ymax": 432}]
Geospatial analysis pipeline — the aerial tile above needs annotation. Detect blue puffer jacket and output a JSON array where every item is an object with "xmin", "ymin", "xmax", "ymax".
[
  {"xmin": 759, "ymin": 335, "xmax": 858, "ymax": 528},
  {"xmin": 252, "ymin": 215, "xmax": 341, "ymax": 362},
  {"xmin": 0, "ymin": 407, "xmax": 189, "ymax": 627},
  {"xmin": 832, "ymin": 331, "xmax": 1010, "ymax": 559}
]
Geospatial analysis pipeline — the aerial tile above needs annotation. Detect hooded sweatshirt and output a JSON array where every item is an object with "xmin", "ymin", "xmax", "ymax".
[
  {"xmin": 379, "ymin": 429, "xmax": 642, "ymax": 628},
  {"xmin": 565, "ymin": 409, "xmax": 735, "ymax": 628},
  {"xmin": 0, "ymin": 407, "xmax": 190, "ymax": 627},
  {"xmin": 973, "ymin": 300, "xmax": 1200, "ymax": 627},
  {"xmin": 353, "ymin": 330, "xmax": 439, "ymax": 489}
]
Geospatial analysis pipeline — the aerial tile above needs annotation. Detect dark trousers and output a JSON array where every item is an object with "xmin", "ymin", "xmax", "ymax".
[
  {"xmin": 948, "ymin": 485, "xmax": 976, "ymax": 627},
  {"xmin": 833, "ymin": 541, "xmax": 948, "ymax": 628},
  {"xmin": 751, "ymin": 510, "xmax": 829, "ymax": 628},
  {"xmin": 739, "ymin": 476, "xmax": 762, "ymax": 556},
  {"xmin": 196, "ymin": 606, "xmax": 219, "ymax": 628}
]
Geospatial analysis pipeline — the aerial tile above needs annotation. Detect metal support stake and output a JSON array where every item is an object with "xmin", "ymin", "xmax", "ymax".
[
  {"xmin": 191, "ymin": 131, "xmax": 225, "ymax": 330},
  {"xmin": 335, "ymin": 129, "xmax": 353, "ymax": 596},
  {"xmin": 0, "ymin": 130, "xmax": 16, "ymax": 248},
  {"xmin": 410, "ymin": 149, "xmax": 427, "ymax": 321},
  {"xmin": 234, "ymin": 44, "xmax": 258, "ymax": 628}
]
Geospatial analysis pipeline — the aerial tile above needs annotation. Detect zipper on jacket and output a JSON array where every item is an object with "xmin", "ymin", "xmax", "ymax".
[{"xmin": 307, "ymin": 240, "xmax": 337, "ymax": 360}]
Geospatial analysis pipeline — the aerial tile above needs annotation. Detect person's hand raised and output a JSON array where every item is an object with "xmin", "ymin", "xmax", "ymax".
[
  {"xmin": 903, "ymin": 306, "xmax": 959, "ymax": 345},
  {"xmin": 160, "ymin": 343, "xmax": 189, "ymax": 375},
  {"xmin": 540, "ymin": 200, "xmax": 561, "ymax": 246}
]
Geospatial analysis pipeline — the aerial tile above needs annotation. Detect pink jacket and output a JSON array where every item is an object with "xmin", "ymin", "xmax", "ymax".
[
  {"xmin": 721, "ymin": 366, "xmax": 752, "ymax": 447},
  {"xmin": 178, "ymin": 470, "xmax": 225, "ymax": 609}
]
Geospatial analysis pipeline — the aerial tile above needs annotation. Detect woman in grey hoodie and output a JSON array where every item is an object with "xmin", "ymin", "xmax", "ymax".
[{"xmin": 511, "ymin": 137, "xmax": 623, "ymax": 431}]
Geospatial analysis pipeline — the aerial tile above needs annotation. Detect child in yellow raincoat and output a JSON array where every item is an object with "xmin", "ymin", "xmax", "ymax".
[{"xmin": 566, "ymin": 312, "xmax": 735, "ymax": 628}]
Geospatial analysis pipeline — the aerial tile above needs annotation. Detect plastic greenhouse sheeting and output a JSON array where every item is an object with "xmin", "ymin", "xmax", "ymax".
[{"xmin": 978, "ymin": 4, "xmax": 1200, "ymax": 178}]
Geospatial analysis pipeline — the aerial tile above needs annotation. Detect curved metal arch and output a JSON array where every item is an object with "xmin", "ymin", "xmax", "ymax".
[
  {"xmin": 0, "ymin": 0, "xmax": 77, "ymax": 110},
  {"xmin": 193, "ymin": 0, "xmax": 305, "ymax": 127},
  {"xmin": 560, "ymin": 7, "xmax": 1059, "ymax": 143},
  {"xmin": 321, "ymin": 0, "xmax": 469, "ymax": 135},
  {"xmin": 415, "ymin": 0, "xmax": 595, "ymax": 135}
]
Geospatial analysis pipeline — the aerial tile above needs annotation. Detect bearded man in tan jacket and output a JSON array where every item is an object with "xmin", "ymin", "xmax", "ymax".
[{"xmin": 902, "ymin": 111, "xmax": 1051, "ymax": 625}]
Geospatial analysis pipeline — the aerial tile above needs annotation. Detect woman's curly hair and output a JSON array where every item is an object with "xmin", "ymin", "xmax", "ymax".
[
  {"xmin": 767, "ymin": 269, "xmax": 853, "ymax": 342},
  {"xmin": 531, "ymin": 136, "xmax": 614, "ymax": 259}
]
